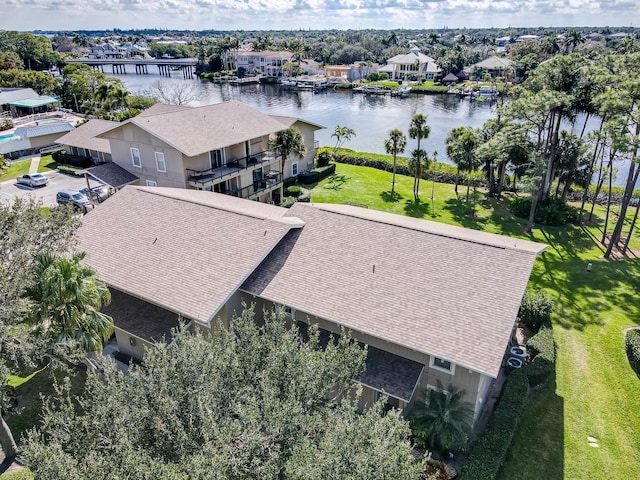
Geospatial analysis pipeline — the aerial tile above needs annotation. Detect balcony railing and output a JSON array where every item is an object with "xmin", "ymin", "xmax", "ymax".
[
  {"xmin": 228, "ymin": 171, "xmax": 282, "ymax": 200},
  {"xmin": 186, "ymin": 148, "xmax": 281, "ymax": 188}
]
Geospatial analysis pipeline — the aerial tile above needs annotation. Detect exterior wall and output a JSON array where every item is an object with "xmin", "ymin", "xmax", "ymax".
[
  {"xmin": 114, "ymin": 326, "xmax": 153, "ymax": 359},
  {"xmin": 286, "ymin": 121, "xmax": 318, "ymax": 175},
  {"xmin": 28, "ymin": 132, "xmax": 66, "ymax": 149},
  {"xmin": 107, "ymin": 123, "xmax": 187, "ymax": 188}
]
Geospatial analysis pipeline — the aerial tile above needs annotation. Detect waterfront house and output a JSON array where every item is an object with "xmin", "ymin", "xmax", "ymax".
[
  {"xmin": 324, "ymin": 62, "xmax": 376, "ymax": 83},
  {"xmin": 93, "ymin": 101, "xmax": 321, "ymax": 204},
  {"xmin": 468, "ymin": 56, "xmax": 515, "ymax": 80},
  {"xmin": 235, "ymin": 46, "xmax": 294, "ymax": 77},
  {"xmin": 79, "ymin": 186, "xmax": 546, "ymax": 424},
  {"xmin": 379, "ymin": 46, "xmax": 441, "ymax": 82}
]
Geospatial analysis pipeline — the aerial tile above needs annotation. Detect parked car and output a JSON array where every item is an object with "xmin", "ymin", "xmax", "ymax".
[
  {"xmin": 56, "ymin": 190, "xmax": 91, "ymax": 212},
  {"xmin": 16, "ymin": 173, "xmax": 48, "ymax": 187},
  {"xmin": 80, "ymin": 184, "xmax": 112, "ymax": 203}
]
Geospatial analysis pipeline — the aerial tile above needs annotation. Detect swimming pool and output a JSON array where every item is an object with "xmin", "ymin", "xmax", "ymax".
[{"xmin": 0, "ymin": 133, "xmax": 15, "ymax": 142}]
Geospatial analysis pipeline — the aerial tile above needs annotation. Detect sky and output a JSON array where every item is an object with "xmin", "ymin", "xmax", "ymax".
[{"xmin": 0, "ymin": 0, "xmax": 636, "ymax": 32}]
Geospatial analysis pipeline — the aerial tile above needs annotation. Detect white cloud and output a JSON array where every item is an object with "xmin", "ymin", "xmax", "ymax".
[{"xmin": 0, "ymin": 0, "xmax": 632, "ymax": 31}]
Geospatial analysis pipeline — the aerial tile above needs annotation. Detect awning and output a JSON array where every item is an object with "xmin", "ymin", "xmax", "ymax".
[
  {"xmin": 8, "ymin": 95, "xmax": 60, "ymax": 109},
  {"xmin": 83, "ymin": 162, "xmax": 139, "ymax": 190}
]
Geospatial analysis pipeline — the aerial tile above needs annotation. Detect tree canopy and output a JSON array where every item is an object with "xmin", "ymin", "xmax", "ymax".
[{"xmin": 22, "ymin": 306, "xmax": 424, "ymax": 479}]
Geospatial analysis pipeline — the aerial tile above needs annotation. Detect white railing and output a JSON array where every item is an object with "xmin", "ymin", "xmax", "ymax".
[{"xmin": 12, "ymin": 111, "xmax": 66, "ymax": 126}]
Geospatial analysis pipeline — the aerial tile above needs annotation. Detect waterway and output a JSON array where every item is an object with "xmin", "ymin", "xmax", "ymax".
[{"xmin": 112, "ymin": 69, "xmax": 634, "ymax": 187}]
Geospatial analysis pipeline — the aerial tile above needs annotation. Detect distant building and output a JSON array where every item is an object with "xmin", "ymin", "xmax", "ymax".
[
  {"xmin": 235, "ymin": 46, "xmax": 294, "ymax": 77},
  {"xmin": 324, "ymin": 62, "xmax": 376, "ymax": 82},
  {"xmin": 379, "ymin": 46, "xmax": 441, "ymax": 82}
]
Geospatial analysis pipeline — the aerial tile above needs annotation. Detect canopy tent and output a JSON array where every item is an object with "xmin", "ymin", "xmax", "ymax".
[{"xmin": 8, "ymin": 95, "xmax": 60, "ymax": 109}]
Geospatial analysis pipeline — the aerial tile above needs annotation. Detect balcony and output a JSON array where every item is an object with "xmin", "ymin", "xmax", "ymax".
[
  {"xmin": 186, "ymin": 149, "xmax": 281, "ymax": 188},
  {"xmin": 230, "ymin": 171, "xmax": 282, "ymax": 200}
]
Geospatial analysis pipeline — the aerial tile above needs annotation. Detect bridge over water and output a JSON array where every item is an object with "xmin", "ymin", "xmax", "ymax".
[{"xmin": 64, "ymin": 58, "xmax": 198, "ymax": 78}]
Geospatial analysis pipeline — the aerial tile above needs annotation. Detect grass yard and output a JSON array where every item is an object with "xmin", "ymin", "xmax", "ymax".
[
  {"xmin": 0, "ymin": 160, "xmax": 30, "ymax": 182},
  {"xmin": 37, "ymin": 155, "xmax": 57, "ymax": 173},
  {"xmin": 309, "ymin": 163, "xmax": 640, "ymax": 479}
]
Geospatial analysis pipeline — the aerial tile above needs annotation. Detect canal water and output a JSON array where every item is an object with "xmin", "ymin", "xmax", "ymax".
[{"xmin": 113, "ymin": 69, "xmax": 634, "ymax": 187}]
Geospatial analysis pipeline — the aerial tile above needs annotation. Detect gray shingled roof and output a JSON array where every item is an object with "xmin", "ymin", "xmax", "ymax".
[
  {"xmin": 242, "ymin": 202, "xmax": 546, "ymax": 379},
  {"xmin": 95, "ymin": 101, "xmax": 293, "ymax": 157},
  {"xmin": 14, "ymin": 121, "xmax": 75, "ymax": 138},
  {"xmin": 55, "ymin": 119, "xmax": 117, "ymax": 154},
  {"xmin": 78, "ymin": 186, "xmax": 301, "ymax": 323},
  {"xmin": 84, "ymin": 162, "xmax": 139, "ymax": 189},
  {"xmin": 0, "ymin": 88, "xmax": 38, "ymax": 106}
]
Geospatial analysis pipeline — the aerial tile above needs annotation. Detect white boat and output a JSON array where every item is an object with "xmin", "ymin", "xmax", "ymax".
[
  {"xmin": 280, "ymin": 79, "xmax": 297, "ymax": 87},
  {"xmin": 393, "ymin": 86, "xmax": 412, "ymax": 96}
]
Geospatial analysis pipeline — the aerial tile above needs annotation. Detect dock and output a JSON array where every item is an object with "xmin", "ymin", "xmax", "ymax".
[{"xmin": 64, "ymin": 57, "xmax": 198, "ymax": 78}]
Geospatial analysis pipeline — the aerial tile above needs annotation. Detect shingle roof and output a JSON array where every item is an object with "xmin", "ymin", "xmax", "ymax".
[
  {"xmin": 96, "ymin": 102, "xmax": 292, "ymax": 157},
  {"xmin": 78, "ymin": 186, "xmax": 301, "ymax": 323},
  {"xmin": 84, "ymin": 162, "xmax": 139, "ymax": 189},
  {"xmin": 242, "ymin": 202, "xmax": 546, "ymax": 379},
  {"xmin": 14, "ymin": 121, "xmax": 75, "ymax": 138},
  {"xmin": 56, "ymin": 119, "xmax": 117, "ymax": 153},
  {"xmin": 0, "ymin": 88, "xmax": 38, "ymax": 106},
  {"xmin": 472, "ymin": 56, "xmax": 514, "ymax": 70}
]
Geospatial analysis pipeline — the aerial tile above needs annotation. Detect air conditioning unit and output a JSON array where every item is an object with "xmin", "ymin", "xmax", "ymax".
[
  {"xmin": 506, "ymin": 357, "xmax": 523, "ymax": 370},
  {"xmin": 510, "ymin": 346, "xmax": 527, "ymax": 359}
]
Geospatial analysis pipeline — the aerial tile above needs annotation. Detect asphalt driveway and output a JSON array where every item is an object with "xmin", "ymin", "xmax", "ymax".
[{"xmin": 0, "ymin": 170, "xmax": 102, "ymax": 208}]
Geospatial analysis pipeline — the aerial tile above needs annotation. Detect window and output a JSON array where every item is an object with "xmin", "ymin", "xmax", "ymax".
[
  {"xmin": 146, "ymin": 180, "xmax": 157, "ymax": 187},
  {"xmin": 130, "ymin": 147, "xmax": 141, "ymax": 168},
  {"xmin": 425, "ymin": 384, "xmax": 450, "ymax": 406},
  {"xmin": 155, "ymin": 151, "xmax": 166, "ymax": 173},
  {"xmin": 430, "ymin": 356, "xmax": 455, "ymax": 375},
  {"xmin": 291, "ymin": 162, "xmax": 298, "ymax": 176},
  {"xmin": 209, "ymin": 149, "xmax": 225, "ymax": 169}
]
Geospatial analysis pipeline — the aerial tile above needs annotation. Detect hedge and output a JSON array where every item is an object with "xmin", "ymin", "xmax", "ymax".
[
  {"xmin": 319, "ymin": 147, "xmax": 485, "ymax": 187},
  {"xmin": 52, "ymin": 152, "xmax": 93, "ymax": 168},
  {"xmin": 522, "ymin": 327, "xmax": 556, "ymax": 387},
  {"xmin": 459, "ymin": 369, "xmax": 529, "ymax": 480},
  {"xmin": 626, "ymin": 329, "xmax": 640, "ymax": 378},
  {"xmin": 298, "ymin": 162, "xmax": 336, "ymax": 184},
  {"xmin": 509, "ymin": 196, "xmax": 579, "ymax": 226},
  {"xmin": 518, "ymin": 290, "xmax": 554, "ymax": 332}
]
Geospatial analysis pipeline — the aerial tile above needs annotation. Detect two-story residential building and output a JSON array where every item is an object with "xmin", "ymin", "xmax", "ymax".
[
  {"xmin": 79, "ymin": 186, "xmax": 546, "ymax": 426},
  {"xmin": 379, "ymin": 47, "xmax": 441, "ymax": 82},
  {"xmin": 235, "ymin": 47, "xmax": 294, "ymax": 77},
  {"xmin": 92, "ymin": 102, "xmax": 321, "ymax": 204}
]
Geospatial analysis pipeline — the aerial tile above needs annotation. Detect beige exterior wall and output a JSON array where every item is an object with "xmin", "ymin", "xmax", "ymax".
[
  {"xmin": 283, "ymin": 121, "xmax": 318, "ymax": 176},
  {"xmin": 29, "ymin": 132, "xmax": 66, "ymax": 149},
  {"xmin": 114, "ymin": 326, "xmax": 153, "ymax": 359},
  {"xmin": 106, "ymin": 123, "xmax": 187, "ymax": 188}
]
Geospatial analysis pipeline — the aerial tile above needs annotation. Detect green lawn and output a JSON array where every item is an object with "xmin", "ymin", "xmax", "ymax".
[
  {"xmin": 0, "ymin": 160, "xmax": 30, "ymax": 182},
  {"xmin": 309, "ymin": 163, "xmax": 640, "ymax": 480},
  {"xmin": 37, "ymin": 155, "xmax": 57, "ymax": 173}
]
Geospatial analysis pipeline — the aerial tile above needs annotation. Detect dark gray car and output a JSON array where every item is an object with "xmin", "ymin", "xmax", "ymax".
[{"xmin": 56, "ymin": 189, "xmax": 91, "ymax": 212}]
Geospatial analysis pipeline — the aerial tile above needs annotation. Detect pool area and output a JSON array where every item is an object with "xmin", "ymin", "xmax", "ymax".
[{"xmin": 0, "ymin": 133, "xmax": 16, "ymax": 142}]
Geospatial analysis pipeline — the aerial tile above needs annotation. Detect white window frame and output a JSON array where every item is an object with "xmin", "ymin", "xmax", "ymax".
[
  {"xmin": 155, "ymin": 151, "xmax": 166, "ymax": 173},
  {"xmin": 130, "ymin": 147, "xmax": 141, "ymax": 168},
  {"xmin": 424, "ymin": 384, "xmax": 451, "ymax": 406},
  {"xmin": 291, "ymin": 161, "xmax": 298, "ymax": 177},
  {"xmin": 146, "ymin": 180, "xmax": 157, "ymax": 187},
  {"xmin": 429, "ymin": 356, "xmax": 456, "ymax": 375}
]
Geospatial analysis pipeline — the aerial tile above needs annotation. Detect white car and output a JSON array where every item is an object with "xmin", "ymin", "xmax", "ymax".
[{"xmin": 16, "ymin": 173, "xmax": 48, "ymax": 187}]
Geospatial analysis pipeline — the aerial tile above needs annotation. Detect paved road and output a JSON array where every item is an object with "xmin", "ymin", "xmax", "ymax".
[{"xmin": 0, "ymin": 170, "xmax": 101, "ymax": 208}]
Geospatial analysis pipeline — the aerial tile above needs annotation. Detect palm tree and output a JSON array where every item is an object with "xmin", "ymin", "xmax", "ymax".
[
  {"xmin": 384, "ymin": 129, "xmax": 407, "ymax": 194},
  {"xmin": 272, "ymin": 127, "xmax": 306, "ymax": 174},
  {"xmin": 331, "ymin": 125, "xmax": 356, "ymax": 159},
  {"xmin": 563, "ymin": 30, "xmax": 585, "ymax": 53},
  {"xmin": 27, "ymin": 251, "xmax": 113, "ymax": 355},
  {"xmin": 428, "ymin": 31, "xmax": 440, "ymax": 45},
  {"xmin": 446, "ymin": 126, "xmax": 481, "ymax": 202},
  {"xmin": 408, "ymin": 148, "xmax": 429, "ymax": 200},
  {"xmin": 409, "ymin": 383, "xmax": 474, "ymax": 454},
  {"xmin": 409, "ymin": 114, "xmax": 431, "ymax": 198}
]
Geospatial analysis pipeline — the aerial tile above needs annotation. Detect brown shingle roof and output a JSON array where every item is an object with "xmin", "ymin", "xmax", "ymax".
[
  {"xmin": 78, "ymin": 186, "xmax": 300, "ymax": 323},
  {"xmin": 55, "ymin": 119, "xmax": 117, "ymax": 154},
  {"xmin": 96, "ymin": 101, "xmax": 293, "ymax": 157},
  {"xmin": 84, "ymin": 162, "xmax": 139, "ymax": 189},
  {"xmin": 242, "ymin": 202, "xmax": 546, "ymax": 378}
]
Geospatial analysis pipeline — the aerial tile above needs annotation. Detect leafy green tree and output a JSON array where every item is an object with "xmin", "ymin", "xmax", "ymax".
[
  {"xmin": 0, "ymin": 197, "xmax": 79, "ymax": 459},
  {"xmin": 27, "ymin": 252, "xmax": 113, "ymax": 355},
  {"xmin": 384, "ymin": 128, "xmax": 407, "ymax": 194},
  {"xmin": 410, "ymin": 383, "xmax": 474, "ymax": 454},
  {"xmin": 272, "ymin": 126, "xmax": 307, "ymax": 174},
  {"xmin": 22, "ymin": 307, "xmax": 424, "ymax": 479}
]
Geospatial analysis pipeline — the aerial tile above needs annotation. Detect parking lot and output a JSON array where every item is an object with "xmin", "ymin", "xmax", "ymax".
[{"xmin": 0, "ymin": 170, "xmax": 103, "ymax": 208}]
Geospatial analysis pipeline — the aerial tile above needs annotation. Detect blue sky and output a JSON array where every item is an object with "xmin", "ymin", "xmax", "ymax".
[{"xmin": 0, "ymin": 0, "xmax": 635, "ymax": 31}]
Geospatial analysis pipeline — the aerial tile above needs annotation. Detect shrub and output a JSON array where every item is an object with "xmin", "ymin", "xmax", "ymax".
[
  {"xmin": 518, "ymin": 290, "xmax": 554, "ymax": 332},
  {"xmin": 459, "ymin": 369, "xmax": 529, "ymax": 480},
  {"xmin": 286, "ymin": 185, "xmax": 301, "ymax": 198},
  {"xmin": 523, "ymin": 327, "xmax": 556, "ymax": 387},
  {"xmin": 283, "ymin": 176, "xmax": 297, "ymax": 188},
  {"xmin": 626, "ymin": 329, "xmax": 640, "ymax": 378},
  {"xmin": 298, "ymin": 163, "xmax": 336, "ymax": 184},
  {"xmin": 57, "ymin": 164, "xmax": 84, "ymax": 176},
  {"xmin": 1, "ymin": 118, "xmax": 13, "ymax": 131},
  {"xmin": 52, "ymin": 152, "xmax": 93, "ymax": 168},
  {"xmin": 509, "ymin": 196, "xmax": 579, "ymax": 226},
  {"xmin": 280, "ymin": 196, "xmax": 297, "ymax": 208}
]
